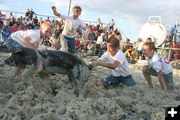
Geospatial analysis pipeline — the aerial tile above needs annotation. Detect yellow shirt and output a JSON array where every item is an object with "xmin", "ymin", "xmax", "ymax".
[{"xmin": 125, "ymin": 49, "xmax": 138, "ymax": 62}]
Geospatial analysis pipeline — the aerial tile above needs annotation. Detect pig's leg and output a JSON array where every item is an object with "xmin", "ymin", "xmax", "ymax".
[
  {"xmin": 15, "ymin": 66, "xmax": 24, "ymax": 76},
  {"xmin": 77, "ymin": 65, "xmax": 86, "ymax": 98},
  {"xmin": 39, "ymin": 73, "xmax": 52, "ymax": 93},
  {"xmin": 77, "ymin": 64, "xmax": 90, "ymax": 98},
  {"xmin": 68, "ymin": 71, "xmax": 78, "ymax": 96}
]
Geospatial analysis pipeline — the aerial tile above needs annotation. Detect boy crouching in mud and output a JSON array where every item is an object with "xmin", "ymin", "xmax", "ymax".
[
  {"xmin": 142, "ymin": 42, "xmax": 174, "ymax": 91},
  {"xmin": 5, "ymin": 21, "xmax": 54, "ymax": 75},
  {"xmin": 90, "ymin": 35, "xmax": 136, "ymax": 88}
]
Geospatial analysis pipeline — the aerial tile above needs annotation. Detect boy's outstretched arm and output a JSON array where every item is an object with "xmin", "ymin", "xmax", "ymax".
[
  {"xmin": 21, "ymin": 36, "xmax": 37, "ymax": 50},
  {"xmin": 51, "ymin": 6, "xmax": 63, "ymax": 19},
  {"xmin": 157, "ymin": 71, "xmax": 167, "ymax": 91},
  {"xmin": 91, "ymin": 60, "xmax": 119, "ymax": 70}
]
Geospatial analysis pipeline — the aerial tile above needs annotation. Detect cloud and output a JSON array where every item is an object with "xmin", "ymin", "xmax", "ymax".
[
  {"xmin": 40, "ymin": 0, "xmax": 50, "ymax": 2},
  {"xmin": 6, "ymin": 2, "xmax": 23, "ymax": 7}
]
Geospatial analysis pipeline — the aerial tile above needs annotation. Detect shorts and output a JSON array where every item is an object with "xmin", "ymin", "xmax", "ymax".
[
  {"xmin": 100, "ymin": 74, "xmax": 136, "ymax": 87},
  {"xmin": 142, "ymin": 65, "xmax": 174, "ymax": 90},
  {"xmin": 138, "ymin": 50, "xmax": 143, "ymax": 56},
  {"xmin": 5, "ymin": 36, "xmax": 23, "ymax": 51},
  {"xmin": 61, "ymin": 35, "xmax": 75, "ymax": 54}
]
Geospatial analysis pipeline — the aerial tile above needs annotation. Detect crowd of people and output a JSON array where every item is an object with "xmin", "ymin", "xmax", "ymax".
[{"xmin": 0, "ymin": 5, "xmax": 175, "ymax": 92}]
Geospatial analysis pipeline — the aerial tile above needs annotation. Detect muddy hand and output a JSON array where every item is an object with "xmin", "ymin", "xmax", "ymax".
[{"xmin": 91, "ymin": 61, "xmax": 107, "ymax": 67}]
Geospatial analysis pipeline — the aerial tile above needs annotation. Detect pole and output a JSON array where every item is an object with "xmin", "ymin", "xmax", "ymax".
[{"xmin": 68, "ymin": 0, "xmax": 72, "ymax": 16}]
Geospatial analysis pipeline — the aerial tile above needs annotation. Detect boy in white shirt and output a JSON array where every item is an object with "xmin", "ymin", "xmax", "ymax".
[
  {"xmin": 51, "ymin": 5, "xmax": 86, "ymax": 54},
  {"xmin": 5, "ymin": 21, "xmax": 54, "ymax": 75},
  {"xmin": 6, "ymin": 21, "xmax": 54, "ymax": 50},
  {"xmin": 91, "ymin": 35, "xmax": 136, "ymax": 87},
  {"xmin": 142, "ymin": 42, "xmax": 174, "ymax": 91}
]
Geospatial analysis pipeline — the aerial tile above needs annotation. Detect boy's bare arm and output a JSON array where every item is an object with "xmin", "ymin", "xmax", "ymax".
[
  {"xmin": 91, "ymin": 60, "xmax": 119, "ymax": 69},
  {"xmin": 157, "ymin": 71, "xmax": 167, "ymax": 91},
  {"xmin": 21, "ymin": 36, "xmax": 37, "ymax": 49},
  {"xmin": 51, "ymin": 6, "xmax": 63, "ymax": 19}
]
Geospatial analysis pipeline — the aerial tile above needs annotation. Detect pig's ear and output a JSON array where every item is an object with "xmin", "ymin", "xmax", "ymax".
[{"xmin": 11, "ymin": 47, "xmax": 23, "ymax": 54}]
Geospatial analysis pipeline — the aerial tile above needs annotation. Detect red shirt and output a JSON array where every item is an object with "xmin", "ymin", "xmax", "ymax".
[
  {"xmin": 45, "ymin": 19, "xmax": 51, "ymax": 23},
  {"xmin": 75, "ymin": 40, "xmax": 81, "ymax": 48}
]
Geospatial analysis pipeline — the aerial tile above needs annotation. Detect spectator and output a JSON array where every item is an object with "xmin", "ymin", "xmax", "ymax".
[
  {"xmin": 96, "ymin": 18, "xmax": 101, "ymax": 31},
  {"xmin": 10, "ymin": 22, "xmax": 18, "ymax": 33},
  {"xmin": 45, "ymin": 17, "xmax": 51, "ymax": 23},
  {"xmin": 161, "ymin": 35, "xmax": 173, "ymax": 60},
  {"xmin": 28, "ymin": 8, "xmax": 36, "ymax": 20},
  {"xmin": 125, "ymin": 45, "xmax": 137, "ymax": 64},
  {"xmin": 109, "ymin": 19, "xmax": 115, "ymax": 31},
  {"xmin": 1, "ymin": 20, "xmax": 11, "ymax": 46},
  {"xmin": 146, "ymin": 37, "xmax": 152, "ymax": 43},
  {"xmin": 137, "ymin": 38, "xmax": 144, "ymax": 60},
  {"xmin": 84, "ymin": 41, "xmax": 95, "ymax": 56},
  {"xmin": 25, "ymin": 9, "xmax": 30, "ymax": 18},
  {"xmin": 9, "ymin": 12, "xmax": 15, "ymax": 26},
  {"xmin": 33, "ymin": 16, "xmax": 39, "ymax": 26},
  {"xmin": 88, "ymin": 29, "xmax": 96, "ymax": 41},
  {"xmin": 0, "ymin": 11, "xmax": 6, "ymax": 28},
  {"xmin": 96, "ymin": 32, "xmax": 105, "ymax": 56}
]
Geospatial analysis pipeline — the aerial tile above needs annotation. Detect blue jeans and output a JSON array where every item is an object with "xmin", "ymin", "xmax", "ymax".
[
  {"xmin": 100, "ymin": 74, "xmax": 136, "ymax": 87},
  {"xmin": 143, "ymin": 65, "xmax": 174, "ymax": 90},
  {"xmin": 163, "ymin": 73, "xmax": 174, "ymax": 90},
  {"xmin": 6, "ymin": 36, "xmax": 23, "ymax": 51},
  {"xmin": 61, "ymin": 35, "xmax": 75, "ymax": 54}
]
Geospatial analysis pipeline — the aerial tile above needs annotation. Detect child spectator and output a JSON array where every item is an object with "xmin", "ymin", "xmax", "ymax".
[
  {"xmin": 51, "ymin": 5, "xmax": 86, "ymax": 54},
  {"xmin": 125, "ymin": 45, "xmax": 137, "ymax": 64},
  {"xmin": 1, "ymin": 20, "xmax": 11, "ymax": 46},
  {"xmin": 10, "ymin": 22, "xmax": 18, "ymax": 33},
  {"xmin": 91, "ymin": 35, "xmax": 136, "ymax": 87},
  {"xmin": 84, "ymin": 41, "xmax": 95, "ymax": 56},
  {"xmin": 142, "ymin": 42, "xmax": 174, "ymax": 91}
]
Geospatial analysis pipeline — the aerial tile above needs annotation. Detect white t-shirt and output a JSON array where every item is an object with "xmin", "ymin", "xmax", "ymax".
[
  {"xmin": 11, "ymin": 29, "xmax": 43, "ymax": 48},
  {"xmin": 100, "ymin": 50, "xmax": 132, "ymax": 77},
  {"xmin": 148, "ymin": 52, "xmax": 173, "ymax": 74},
  {"xmin": 137, "ymin": 42, "xmax": 144, "ymax": 51},
  {"xmin": 96, "ymin": 33, "xmax": 104, "ymax": 44},
  {"xmin": 61, "ymin": 14, "xmax": 85, "ymax": 38}
]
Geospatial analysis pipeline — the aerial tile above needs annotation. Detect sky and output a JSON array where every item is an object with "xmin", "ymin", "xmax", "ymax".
[{"xmin": 0, "ymin": 0, "xmax": 180, "ymax": 42}]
